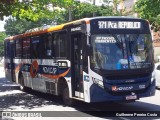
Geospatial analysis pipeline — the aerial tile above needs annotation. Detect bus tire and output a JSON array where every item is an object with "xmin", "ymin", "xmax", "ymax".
[
  {"xmin": 19, "ymin": 74, "xmax": 26, "ymax": 91},
  {"xmin": 62, "ymin": 87, "xmax": 75, "ymax": 106}
]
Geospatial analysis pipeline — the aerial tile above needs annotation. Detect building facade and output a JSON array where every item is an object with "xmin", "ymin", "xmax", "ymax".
[
  {"xmin": 152, "ymin": 31, "xmax": 160, "ymax": 61},
  {"xmin": 118, "ymin": 0, "xmax": 137, "ymax": 17}
]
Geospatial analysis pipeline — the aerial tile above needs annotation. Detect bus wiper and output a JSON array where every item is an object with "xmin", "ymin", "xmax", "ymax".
[
  {"xmin": 125, "ymin": 34, "xmax": 140, "ymax": 69},
  {"xmin": 130, "ymin": 34, "xmax": 140, "ymax": 53}
]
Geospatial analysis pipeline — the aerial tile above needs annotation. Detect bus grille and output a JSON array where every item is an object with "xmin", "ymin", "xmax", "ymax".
[
  {"xmin": 45, "ymin": 81, "xmax": 56, "ymax": 94},
  {"xmin": 105, "ymin": 74, "xmax": 150, "ymax": 80}
]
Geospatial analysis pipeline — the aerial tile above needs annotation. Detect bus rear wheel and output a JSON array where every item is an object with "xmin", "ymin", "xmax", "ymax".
[{"xmin": 62, "ymin": 87, "xmax": 75, "ymax": 106}]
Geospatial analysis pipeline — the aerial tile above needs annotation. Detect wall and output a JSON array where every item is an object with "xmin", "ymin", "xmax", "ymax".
[{"xmin": 152, "ymin": 31, "xmax": 160, "ymax": 62}]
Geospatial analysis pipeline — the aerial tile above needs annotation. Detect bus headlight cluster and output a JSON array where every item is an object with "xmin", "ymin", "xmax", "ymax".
[
  {"xmin": 151, "ymin": 71, "xmax": 155, "ymax": 83},
  {"xmin": 92, "ymin": 77, "xmax": 104, "ymax": 88}
]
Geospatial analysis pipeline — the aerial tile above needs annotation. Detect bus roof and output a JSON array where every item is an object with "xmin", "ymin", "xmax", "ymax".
[{"xmin": 5, "ymin": 16, "xmax": 145, "ymax": 41}]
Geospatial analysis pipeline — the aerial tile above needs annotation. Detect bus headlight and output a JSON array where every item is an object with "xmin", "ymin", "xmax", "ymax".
[
  {"xmin": 92, "ymin": 77, "xmax": 104, "ymax": 88},
  {"xmin": 151, "ymin": 71, "xmax": 155, "ymax": 83}
]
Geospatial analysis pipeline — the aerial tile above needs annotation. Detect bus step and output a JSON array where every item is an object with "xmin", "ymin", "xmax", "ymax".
[{"xmin": 72, "ymin": 97, "xmax": 84, "ymax": 101}]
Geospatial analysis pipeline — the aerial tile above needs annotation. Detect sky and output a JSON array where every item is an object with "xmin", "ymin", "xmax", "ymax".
[
  {"xmin": 0, "ymin": 20, "xmax": 5, "ymax": 32},
  {"xmin": 0, "ymin": 16, "xmax": 8, "ymax": 32}
]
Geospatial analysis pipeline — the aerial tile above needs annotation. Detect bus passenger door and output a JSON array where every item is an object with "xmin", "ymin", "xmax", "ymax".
[
  {"xmin": 5, "ymin": 41, "xmax": 15, "ymax": 82},
  {"xmin": 10, "ymin": 41, "xmax": 15, "ymax": 82},
  {"xmin": 30, "ymin": 36, "xmax": 43, "ymax": 91},
  {"xmin": 71, "ymin": 34, "xmax": 84, "ymax": 98}
]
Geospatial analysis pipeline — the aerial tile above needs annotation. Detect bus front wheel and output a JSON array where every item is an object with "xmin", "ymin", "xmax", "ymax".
[
  {"xmin": 62, "ymin": 87, "xmax": 75, "ymax": 106},
  {"xmin": 19, "ymin": 74, "xmax": 26, "ymax": 91}
]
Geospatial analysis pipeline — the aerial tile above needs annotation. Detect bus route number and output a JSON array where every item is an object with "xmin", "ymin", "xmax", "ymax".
[{"xmin": 98, "ymin": 21, "xmax": 141, "ymax": 29}]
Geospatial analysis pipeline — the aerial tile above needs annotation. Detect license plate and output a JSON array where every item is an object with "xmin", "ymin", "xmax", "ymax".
[{"xmin": 126, "ymin": 95, "xmax": 137, "ymax": 100}]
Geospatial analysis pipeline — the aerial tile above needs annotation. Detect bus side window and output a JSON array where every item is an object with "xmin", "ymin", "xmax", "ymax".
[
  {"xmin": 53, "ymin": 32, "xmax": 67, "ymax": 58},
  {"xmin": 31, "ymin": 36, "xmax": 41, "ymax": 59},
  {"xmin": 44, "ymin": 34, "xmax": 53, "ymax": 58},
  {"xmin": 53, "ymin": 33, "xmax": 60, "ymax": 57},
  {"xmin": 15, "ymin": 39, "xmax": 22, "ymax": 58},
  {"xmin": 23, "ymin": 37, "xmax": 30, "ymax": 59}
]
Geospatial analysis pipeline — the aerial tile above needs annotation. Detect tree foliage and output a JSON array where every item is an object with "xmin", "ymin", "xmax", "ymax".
[
  {"xmin": 0, "ymin": 0, "xmax": 121, "ymax": 22},
  {"xmin": 135, "ymin": 0, "xmax": 160, "ymax": 31},
  {"xmin": 0, "ymin": 32, "xmax": 7, "ymax": 56},
  {"xmin": 4, "ymin": 1, "xmax": 119, "ymax": 35},
  {"xmin": 0, "ymin": 0, "xmax": 17, "ymax": 20},
  {"xmin": 3, "ymin": 0, "xmax": 125, "ymax": 37},
  {"xmin": 4, "ymin": 17, "xmax": 54, "ymax": 36},
  {"xmin": 71, "ymin": 2, "xmax": 114, "ymax": 20},
  {"xmin": 56, "ymin": 1, "xmax": 120, "ymax": 24},
  {"xmin": 0, "ymin": 0, "xmax": 75, "ymax": 21},
  {"xmin": 61, "ymin": 3, "xmax": 113, "ymax": 21}
]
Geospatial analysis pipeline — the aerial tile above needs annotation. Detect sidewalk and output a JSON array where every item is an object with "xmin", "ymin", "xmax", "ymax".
[{"xmin": 0, "ymin": 67, "xmax": 20, "ymax": 92}]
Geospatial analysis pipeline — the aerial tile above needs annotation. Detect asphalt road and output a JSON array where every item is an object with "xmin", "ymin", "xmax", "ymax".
[{"xmin": 0, "ymin": 67, "xmax": 160, "ymax": 120}]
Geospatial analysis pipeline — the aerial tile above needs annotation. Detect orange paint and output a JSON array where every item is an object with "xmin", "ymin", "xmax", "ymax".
[
  {"xmin": 42, "ymin": 68, "xmax": 70, "ymax": 79},
  {"xmin": 30, "ymin": 60, "xmax": 39, "ymax": 78},
  {"xmin": 15, "ymin": 63, "xmax": 23, "ymax": 73}
]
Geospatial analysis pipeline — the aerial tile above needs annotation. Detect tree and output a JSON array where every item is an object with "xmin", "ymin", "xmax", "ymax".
[
  {"xmin": 0, "ymin": 0, "xmax": 16, "ymax": 20},
  {"xmin": 60, "ymin": 2, "xmax": 117, "ymax": 22},
  {"xmin": 4, "ymin": 1, "xmax": 119, "ymax": 35},
  {"xmin": 4, "ymin": 17, "xmax": 54, "ymax": 36},
  {"xmin": 0, "ymin": 0, "xmax": 75, "ymax": 21},
  {"xmin": 1, "ymin": 0, "xmax": 121, "ymax": 22},
  {"xmin": 103, "ymin": 0, "xmax": 124, "ymax": 15},
  {"xmin": 0, "ymin": 32, "xmax": 7, "ymax": 57},
  {"xmin": 4, "ymin": 0, "xmax": 123, "ymax": 36},
  {"xmin": 135, "ymin": 0, "xmax": 160, "ymax": 31}
]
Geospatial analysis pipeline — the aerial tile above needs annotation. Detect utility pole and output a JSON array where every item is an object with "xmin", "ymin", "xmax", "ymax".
[
  {"xmin": 93, "ymin": 0, "xmax": 96, "ymax": 17},
  {"xmin": 68, "ymin": 7, "xmax": 72, "ymax": 21}
]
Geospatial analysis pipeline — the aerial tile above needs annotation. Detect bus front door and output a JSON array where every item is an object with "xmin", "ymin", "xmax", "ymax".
[{"xmin": 71, "ymin": 34, "xmax": 84, "ymax": 98}]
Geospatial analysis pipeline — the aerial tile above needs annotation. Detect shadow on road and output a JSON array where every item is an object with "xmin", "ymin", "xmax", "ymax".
[
  {"xmin": 77, "ymin": 100, "xmax": 160, "ymax": 111},
  {"xmin": 73, "ymin": 100, "xmax": 160, "ymax": 119},
  {"xmin": 0, "ymin": 88, "xmax": 64, "ymax": 111},
  {"xmin": 0, "ymin": 75, "xmax": 160, "ymax": 119},
  {"xmin": 0, "ymin": 87, "xmax": 160, "ymax": 117},
  {"xmin": 0, "ymin": 77, "xmax": 20, "ymax": 92}
]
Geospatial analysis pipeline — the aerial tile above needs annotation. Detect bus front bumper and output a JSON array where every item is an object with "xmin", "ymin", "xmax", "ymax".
[{"xmin": 90, "ymin": 79, "xmax": 155, "ymax": 102}]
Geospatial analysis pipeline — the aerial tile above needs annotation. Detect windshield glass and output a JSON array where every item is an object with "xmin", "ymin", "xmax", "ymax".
[{"xmin": 91, "ymin": 34, "xmax": 153, "ymax": 70}]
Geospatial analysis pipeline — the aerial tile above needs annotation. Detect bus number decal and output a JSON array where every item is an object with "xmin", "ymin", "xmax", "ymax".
[
  {"xmin": 98, "ymin": 21, "xmax": 141, "ymax": 29},
  {"xmin": 43, "ymin": 67, "xmax": 57, "ymax": 74}
]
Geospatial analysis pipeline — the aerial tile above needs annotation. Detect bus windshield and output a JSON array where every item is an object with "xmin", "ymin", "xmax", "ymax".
[{"xmin": 91, "ymin": 34, "xmax": 153, "ymax": 70}]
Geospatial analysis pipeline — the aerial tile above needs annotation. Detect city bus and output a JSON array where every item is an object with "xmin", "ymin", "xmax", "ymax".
[{"xmin": 4, "ymin": 17, "xmax": 155, "ymax": 106}]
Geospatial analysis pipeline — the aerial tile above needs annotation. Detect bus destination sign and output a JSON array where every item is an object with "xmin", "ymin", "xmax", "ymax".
[{"xmin": 98, "ymin": 21, "xmax": 141, "ymax": 29}]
